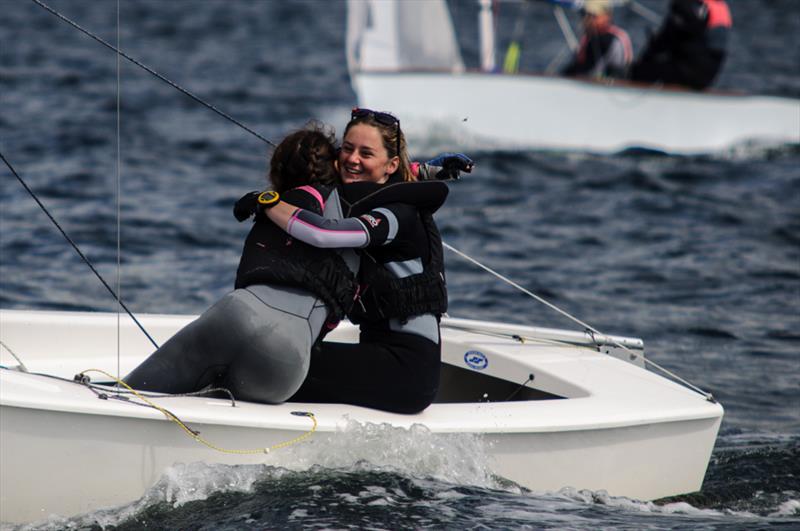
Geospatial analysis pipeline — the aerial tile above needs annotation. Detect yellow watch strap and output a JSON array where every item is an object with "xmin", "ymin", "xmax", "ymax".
[{"xmin": 257, "ymin": 190, "xmax": 280, "ymax": 207}]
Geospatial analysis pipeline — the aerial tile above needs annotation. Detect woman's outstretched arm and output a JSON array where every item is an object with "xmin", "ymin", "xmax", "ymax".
[{"xmin": 265, "ymin": 201, "xmax": 371, "ymax": 248}]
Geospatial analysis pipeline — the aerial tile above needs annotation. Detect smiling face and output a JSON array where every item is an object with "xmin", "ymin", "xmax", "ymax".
[{"xmin": 338, "ymin": 123, "xmax": 399, "ymax": 184}]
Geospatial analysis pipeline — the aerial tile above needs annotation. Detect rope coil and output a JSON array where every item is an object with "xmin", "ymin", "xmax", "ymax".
[{"xmin": 77, "ymin": 369, "xmax": 318, "ymax": 454}]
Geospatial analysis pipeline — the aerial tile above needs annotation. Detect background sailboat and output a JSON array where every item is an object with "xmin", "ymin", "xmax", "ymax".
[{"xmin": 347, "ymin": 0, "xmax": 800, "ymax": 154}]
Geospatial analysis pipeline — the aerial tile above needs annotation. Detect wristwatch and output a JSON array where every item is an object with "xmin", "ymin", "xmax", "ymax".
[{"xmin": 257, "ymin": 190, "xmax": 280, "ymax": 209}]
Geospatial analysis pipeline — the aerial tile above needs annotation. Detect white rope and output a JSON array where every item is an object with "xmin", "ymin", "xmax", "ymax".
[
  {"xmin": 442, "ymin": 241, "xmax": 716, "ymax": 402},
  {"xmin": 629, "ymin": 0, "xmax": 662, "ymax": 25},
  {"xmin": 545, "ymin": 46, "xmax": 573, "ymax": 75},
  {"xmin": 553, "ymin": 6, "xmax": 579, "ymax": 52},
  {"xmin": 0, "ymin": 341, "xmax": 29, "ymax": 372}
]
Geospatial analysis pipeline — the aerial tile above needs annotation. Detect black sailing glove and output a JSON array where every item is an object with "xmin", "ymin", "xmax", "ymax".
[
  {"xmin": 233, "ymin": 191, "xmax": 260, "ymax": 222},
  {"xmin": 420, "ymin": 153, "xmax": 474, "ymax": 180}
]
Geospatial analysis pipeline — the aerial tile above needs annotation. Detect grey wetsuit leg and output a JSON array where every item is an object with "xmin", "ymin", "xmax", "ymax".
[
  {"xmin": 124, "ymin": 285, "xmax": 327, "ymax": 403},
  {"xmin": 123, "ymin": 293, "xmax": 247, "ymax": 394},
  {"xmin": 222, "ymin": 284, "xmax": 327, "ymax": 403}
]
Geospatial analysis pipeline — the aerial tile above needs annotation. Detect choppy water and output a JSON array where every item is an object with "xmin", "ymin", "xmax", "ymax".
[{"xmin": 1, "ymin": 0, "xmax": 799, "ymax": 529}]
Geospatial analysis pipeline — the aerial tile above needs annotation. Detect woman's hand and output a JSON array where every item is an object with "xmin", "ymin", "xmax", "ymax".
[
  {"xmin": 233, "ymin": 191, "xmax": 261, "ymax": 222},
  {"xmin": 419, "ymin": 153, "xmax": 474, "ymax": 180},
  {"xmin": 234, "ymin": 190, "xmax": 297, "ymax": 229}
]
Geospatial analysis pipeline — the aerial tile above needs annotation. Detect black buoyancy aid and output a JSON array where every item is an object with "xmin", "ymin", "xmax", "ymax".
[
  {"xmin": 235, "ymin": 184, "xmax": 358, "ymax": 321},
  {"xmin": 340, "ymin": 179, "xmax": 449, "ymax": 324}
]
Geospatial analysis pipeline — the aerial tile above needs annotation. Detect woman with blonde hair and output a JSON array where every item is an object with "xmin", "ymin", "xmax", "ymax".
[{"xmin": 263, "ymin": 109, "xmax": 472, "ymax": 413}]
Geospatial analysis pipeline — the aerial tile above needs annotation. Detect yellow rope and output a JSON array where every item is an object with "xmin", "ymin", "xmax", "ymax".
[{"xmin": 79, "ymin": 369, "xmax": 317, "ymax": 454}]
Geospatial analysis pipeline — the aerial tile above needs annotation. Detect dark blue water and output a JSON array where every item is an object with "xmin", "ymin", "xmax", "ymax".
[{"xmin": 1, "ymin": 0, "xmax": 799, "ymax": 529}]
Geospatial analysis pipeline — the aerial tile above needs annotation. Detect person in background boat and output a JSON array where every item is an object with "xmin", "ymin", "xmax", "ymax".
[
  {"xmin": 124, "ymin": 122, "xmax": 359, "ymax": 404},
  {"xmin": 561, "ymin": 0, "xmax": 633, "ymax": 79},
  {"xmin": 629, "ymin": 0, "xmax": 731, "ymax": 90},
  {"xmin": 258, "ymin": 108, "xmax": 473, "ymax": 414}
]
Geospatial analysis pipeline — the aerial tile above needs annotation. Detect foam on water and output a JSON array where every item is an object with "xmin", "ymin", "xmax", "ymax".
[
  {"xmin": 770, "ymin": 500, "xmax": 800, "ymax": 518},
  {"xmin": 6, "ymin": 420, "xmax": 496, "ymax": 530},
  {"xmin": 276, "ymin": 419, "xmax": 497, "ymax": 488}
]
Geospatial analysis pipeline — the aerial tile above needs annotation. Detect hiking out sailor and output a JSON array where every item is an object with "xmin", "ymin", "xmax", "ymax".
[
  {"xmin": 562, "ymin": 0, "xmax": 633, "ymax": 79},
  {"xmin": 264, "ymin": 108, "xmax": 473, "ymax": 414},
  {"xmin": 630, "ymin": 0, "xmax": 732, "ymax": 90},
  {"xmin": 124, "ymin": 122, "xmax": 359, "ymax": 404}
]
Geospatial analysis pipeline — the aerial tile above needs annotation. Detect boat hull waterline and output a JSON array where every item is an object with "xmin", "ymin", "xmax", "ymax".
[{"xmin": 0, "ymin": 309, "xmax": 723, "ymax": 524}]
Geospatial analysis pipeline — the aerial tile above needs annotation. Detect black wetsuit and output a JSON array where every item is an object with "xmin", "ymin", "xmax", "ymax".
[
  {"xmin": 630, "ymin": 0, "xmax": 731, "ymax": 90},
  {"xmin": 285, "ymin": 177, "xmax": 449, "ymax": 414},
  {"xmin": 562, "ymin": 25, "xmax": 632, "ymax": 79}
]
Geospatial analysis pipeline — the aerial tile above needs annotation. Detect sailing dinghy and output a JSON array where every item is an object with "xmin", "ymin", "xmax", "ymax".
[
  {"xmin": 347, "ymin": 0, "xmax": 800, "ymax": 154},
  {"xmin": 1, "ymin": 1, "xmax": 723, "ymax": 525},
  {"xmin": 1, "ymin": 308, "xmax": 723, "ymax": 524}
]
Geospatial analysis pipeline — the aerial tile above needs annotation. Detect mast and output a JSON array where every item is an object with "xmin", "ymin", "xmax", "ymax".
[{"xmin": 478, "ymin": 0, "xmax": 496, "ymax": 72}]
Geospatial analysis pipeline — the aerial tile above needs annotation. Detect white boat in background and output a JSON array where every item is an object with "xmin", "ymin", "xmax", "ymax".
[
  {"xmin": 1, "ymin": 308, "xmax": 723, "ymax": 525},
  {"xmin": 347, "ymin": 0, "xmax": 800, "ymax": 155}
]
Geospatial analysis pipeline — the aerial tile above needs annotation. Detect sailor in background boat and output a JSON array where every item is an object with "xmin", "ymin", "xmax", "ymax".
[
  {"xmin": 561, "ymin": 0, "xmax": 633, "ymax": 79},
  {"xmin": 124, "ymin": 123, "xmax": 359, "ymax": 404},
  {"xmin": 264, "ymin": 108, "xmax": 473, "ymax": 414},
  {"xmin": 630, "ymin": 0, "xmax": 732, "ymax": 90}
]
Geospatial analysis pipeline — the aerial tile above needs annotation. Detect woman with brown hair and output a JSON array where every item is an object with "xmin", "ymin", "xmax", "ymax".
[{"xmin": 124, "ymin": 122, "xmax": 359, "ymax": 404}]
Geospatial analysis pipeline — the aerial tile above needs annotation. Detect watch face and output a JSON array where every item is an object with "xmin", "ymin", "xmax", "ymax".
[{"xmin": 258, "ymin": 191, "xmax": 279, "ymax": 205}]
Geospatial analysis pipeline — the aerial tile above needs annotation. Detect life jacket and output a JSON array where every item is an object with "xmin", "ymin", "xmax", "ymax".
[
  {"xmin": 703, "ymin": 0, "xmax": 731, "ymax": 29},
  {"xmin": 607, "ymin": 25, "xmax": 633, "ymax": 64},
  {"xmin": 340, "ymin": 179, "xmax": 449, "ymax": 324},
  {"xmin": 576, "ymin": 24, "xmax": 632, "ymax": 66},
  {"xmin": 235, "ymin": 184, "xmax": 358, "ymax": 321},
  {"xmin": 702, "ymin": 0, "xmax": 731, "ymax": 52}
]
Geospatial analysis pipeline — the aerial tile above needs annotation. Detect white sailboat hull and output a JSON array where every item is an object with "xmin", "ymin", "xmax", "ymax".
[
  {"xmin": 352, "ymin": 71, "xmax": 800, "ymax": 154},
  {"xmin": 0, "ymin": 309, "xmax": 723, "ymax": 524}
]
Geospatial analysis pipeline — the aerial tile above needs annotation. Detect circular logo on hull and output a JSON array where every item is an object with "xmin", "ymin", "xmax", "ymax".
[{"xmin": 464, "ymin": 350, "xmax": 488, "ymax": 370}]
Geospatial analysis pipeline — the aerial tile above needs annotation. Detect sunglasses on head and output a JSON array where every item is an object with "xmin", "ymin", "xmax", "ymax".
[{"xmin": 350, "ymin": 107, "xmax": 401, "ymax": 157}]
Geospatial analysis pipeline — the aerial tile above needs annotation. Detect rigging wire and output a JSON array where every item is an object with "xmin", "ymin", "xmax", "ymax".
[
  {"xmin": 13, "ymin": 0, "xmax": 280, "ymax": 352},
  {"xmin": 552, "ymin": 5, "xmax": 578, "ymax": 51},
  {"xmin": 29, "ymin": 0, "xmax": 276, "ymax": 148},
  {"xmin": 629, "ymin": 0, "xmax": 662, "ymax": 25},
  {"xmin": 443, "ymin": 242, "xmax": 601, "ymax": 335},
  {"xmin": 0, "ymin": 152, "xmax": 160, "ymax": 350},
  {"xmin": 115, "ymin": 0, "xmax": 122, "ymax": 385},
  {"xmin": 442, "ymin": 242, "xmax": 715, "ymax": 402}
]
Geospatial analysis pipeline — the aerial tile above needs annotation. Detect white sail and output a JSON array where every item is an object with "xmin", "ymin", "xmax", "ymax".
[{"xmin": 346, "ymin": 0, "xmax": 464, "ymax": 73}]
